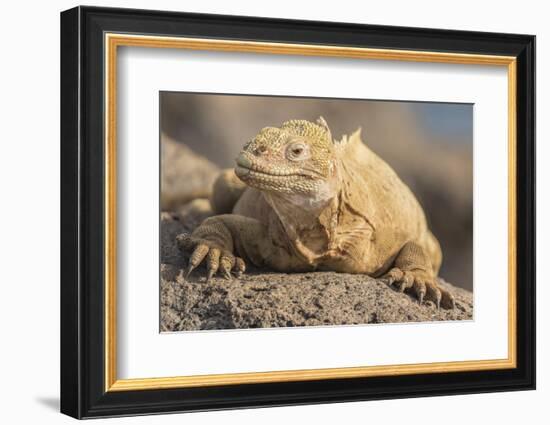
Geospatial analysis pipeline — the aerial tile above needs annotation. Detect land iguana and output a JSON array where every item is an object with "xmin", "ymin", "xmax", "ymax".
[{"xmin": 177, "ymin": 117, "xmax": 455, "ymax": 309}]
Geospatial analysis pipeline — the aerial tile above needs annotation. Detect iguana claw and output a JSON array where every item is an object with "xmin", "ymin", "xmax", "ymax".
[
  {"xmin": 418, "ymin": 291, "xmax": 425, "ymax": 305},
  {"xmin": 177, "ymin": 230, "xmax": 247, "ymax": 282},
  {"xmin": 185, "ymin": 264, "xmax": 196, "ymax": 278},
  {"xmin": 206, "ymin": 268, "xmax": 215, "ymax": 283}
]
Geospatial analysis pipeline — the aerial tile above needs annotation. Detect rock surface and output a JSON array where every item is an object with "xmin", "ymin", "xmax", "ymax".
[
  {"xmin": 160, "ymin": 211, "xmax": 473, "ymax": 332},
  {"xmin": 161, "ymin": 134, "xmax": 219, "ymax": 210}
]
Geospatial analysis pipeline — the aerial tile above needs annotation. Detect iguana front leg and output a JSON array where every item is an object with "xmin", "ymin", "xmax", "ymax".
[
  {"xmin": 384, "ymin": 241, "xmax": 455, "ymax": 309},
  {"xmin": 176, "ymin": 214, "xmax": 287, "ymax": 281}
]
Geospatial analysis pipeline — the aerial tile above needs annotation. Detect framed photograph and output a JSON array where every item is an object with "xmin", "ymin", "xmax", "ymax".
[{"xmin": 60, "ymin": 6, "xmax": 535, "ymax": 419}]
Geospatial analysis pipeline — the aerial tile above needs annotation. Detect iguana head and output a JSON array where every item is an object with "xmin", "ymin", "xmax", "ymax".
[{"xmin": 235, "ymin": 117, "xmax": 336, "ymax": 200}]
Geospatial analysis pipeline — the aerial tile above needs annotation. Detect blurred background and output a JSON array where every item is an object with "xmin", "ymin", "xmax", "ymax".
[{"xmin": 160, "ymin": 92, "xmax": 473, "ymax": 290}]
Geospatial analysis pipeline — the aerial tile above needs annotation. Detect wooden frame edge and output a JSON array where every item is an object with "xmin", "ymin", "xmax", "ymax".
[{"xmin": 108, "ymin": 358, "xmax": 516, "ymax": 391}]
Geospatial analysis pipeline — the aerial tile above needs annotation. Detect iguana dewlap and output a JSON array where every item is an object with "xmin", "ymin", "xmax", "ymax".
[{"xmin": 177, "ymin": 117, "xmax": 455, "ymax": 309}]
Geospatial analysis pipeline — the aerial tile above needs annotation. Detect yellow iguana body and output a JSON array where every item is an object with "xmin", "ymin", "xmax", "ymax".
[{"xmin": 177, "ymin": 118, "xmax": 454, "ymax": 309}]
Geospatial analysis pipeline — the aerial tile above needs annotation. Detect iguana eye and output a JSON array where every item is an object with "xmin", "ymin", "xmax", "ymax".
[{"xmin": 286, "ymin": 142, "xmax": 310, "ymax": 161}]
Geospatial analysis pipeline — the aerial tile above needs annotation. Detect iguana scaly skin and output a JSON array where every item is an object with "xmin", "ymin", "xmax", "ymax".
[{"xmin": 177, "ymin": 118, "xmax": 455, "ymax": 309}]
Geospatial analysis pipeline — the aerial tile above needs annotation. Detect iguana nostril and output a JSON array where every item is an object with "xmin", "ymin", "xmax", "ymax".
[{"xmin": 236, "ymin": 153, "xmax": 252, "ymax": 169}]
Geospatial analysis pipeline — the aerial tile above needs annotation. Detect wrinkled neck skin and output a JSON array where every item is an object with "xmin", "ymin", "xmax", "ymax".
[
  {"xmin": 265, "ymin": 159, "xmax": 340, "ymax": 215},
  {"xmin": 262, "ymin": 159, "xmax": 344, "ymax": 264}
]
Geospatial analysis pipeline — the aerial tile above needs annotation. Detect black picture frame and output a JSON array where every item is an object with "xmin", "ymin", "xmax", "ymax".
[{"xmin": 60, "ymin": 5, "xmax": 535, "ymax": 419}]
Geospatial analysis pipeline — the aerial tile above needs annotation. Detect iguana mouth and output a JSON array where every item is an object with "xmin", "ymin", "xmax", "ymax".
[
  {"xmin": 235, "ymin": 153, "xmax": 320, "ymax": 180},
  {"xmin": 235, "ymin": 165, "xmax": 303, "ymax": 178},
  {"xmin": 235, "ymin": 154, "xmax": 302, "ymax": 178}
]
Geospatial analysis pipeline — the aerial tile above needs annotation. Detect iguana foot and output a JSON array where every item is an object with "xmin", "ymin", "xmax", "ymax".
[
  {"xmin": 176, "ymin": 233, "xmax": 246, "ymax": 281},
  {"xmin": 384, "ymin": 267, "xmax": 455, "ymax": 309}
]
